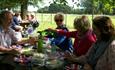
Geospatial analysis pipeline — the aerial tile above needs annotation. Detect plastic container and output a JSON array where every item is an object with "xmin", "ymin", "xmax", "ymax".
[
  {"xmin": 37, "ymin": 32, "xmax": 44, "ymax": 53},
  {"xmin": 27, "ymin": 24, "xmax": 33, "ymax": 35}
]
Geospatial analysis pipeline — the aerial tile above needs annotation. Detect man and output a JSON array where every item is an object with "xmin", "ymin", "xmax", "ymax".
[
  {"xmin": 47, "ymin": 13, "xmax": 73, "ymax": 53},
  {"xmin": 0, "ymin": 11, "xmax": 36, "ymax": 70},
  {"xmin": 11, "ymin": 12, "xmax": 23, "ymax": 31}
]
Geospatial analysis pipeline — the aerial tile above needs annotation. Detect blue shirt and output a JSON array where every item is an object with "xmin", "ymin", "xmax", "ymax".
[{"xmin": 50, "ymin": 25, "xmax": 73, "ymax": 53}]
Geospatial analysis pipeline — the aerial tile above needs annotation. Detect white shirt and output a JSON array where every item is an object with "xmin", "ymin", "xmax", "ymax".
[{"xmin": 0, "ymin": 27, "xmax": 17, "ymax": 48}]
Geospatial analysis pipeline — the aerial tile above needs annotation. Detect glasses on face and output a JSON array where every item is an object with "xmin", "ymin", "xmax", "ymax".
[{"xmin": 55, "ymin": 19, "xmax": 63, "ymax": 22}]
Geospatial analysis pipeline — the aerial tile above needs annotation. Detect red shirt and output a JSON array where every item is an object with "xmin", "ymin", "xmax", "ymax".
[{"xmin": 57, "ymin": 29, "xmax": 96, "ymax": 56}]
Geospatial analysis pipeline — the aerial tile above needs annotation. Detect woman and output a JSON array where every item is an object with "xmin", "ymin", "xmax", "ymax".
[
  {"xmin": 47, "ymin": 16, "xmax": 96, "ymax": 70},
  {"xmin": 47, "ymin": 12, "xmax": 73, "ymax": 53},
  {"xmin": 65, "ymin": 16, "xmax": 115, "ymax": 70}
]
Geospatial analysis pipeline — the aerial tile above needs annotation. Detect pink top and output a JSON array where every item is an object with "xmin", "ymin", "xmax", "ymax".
[{"xmin": 57, "ymin": 29, "xmax": 96, "ymax": 56}]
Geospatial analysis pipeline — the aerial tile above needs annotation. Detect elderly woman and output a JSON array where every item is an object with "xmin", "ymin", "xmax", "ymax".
[
  {"xmin": 65, "ymin": 16, "xmax": 115, "ymax": 70},
  {"xmin": 47, "ymin": 15, "xmax": 96, "ymax": 70}
]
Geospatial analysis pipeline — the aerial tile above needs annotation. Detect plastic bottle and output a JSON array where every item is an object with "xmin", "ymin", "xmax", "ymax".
[
  {"xmin": 43, "ymin": 29, "xmax": 56, "ymax": 38},
  {"xmin": 51, "ymin": 42, "xmax": 57, "ymax": 54},
  {"xmin": 37, "ymin": 30, "xmax": 56, "ymax": 53},
  {"xmin": 37, "ymin": 32, "xmax": 44, "ymax": 53},
  {"xmin": 27, "ymin": 24, "xmax": 33, "ymax": 35},
  {"xmin": 15, "ymin": 31, "xmax": 22, "ymax": 41}
]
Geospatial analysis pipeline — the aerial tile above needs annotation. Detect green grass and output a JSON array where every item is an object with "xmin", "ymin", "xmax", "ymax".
[{"xmin": 34, "ymin": 13, "xmax": 115, "ymax": 31}]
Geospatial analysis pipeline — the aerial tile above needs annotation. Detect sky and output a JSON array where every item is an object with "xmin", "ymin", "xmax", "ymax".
[
  {"xmin": 28, "ymin": 0, "xmax": 81, "ymax": 11},
  {"xmin": 39, "ymin": 0, "xmax": 80, "ymax": 8}
]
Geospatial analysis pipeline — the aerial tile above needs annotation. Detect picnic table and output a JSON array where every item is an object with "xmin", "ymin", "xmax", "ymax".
[
  {"xmin": 20, "ymin": 20, "xmax": 30, "ymax": 29},
  {"xmin": 14, "ymin": 38, "xmax": 65, "ymax": 70}
]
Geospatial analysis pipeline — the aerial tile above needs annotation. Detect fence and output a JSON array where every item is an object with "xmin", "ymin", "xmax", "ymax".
[
  {"xmin": 34, "ymin": 13, "xmax": 115, "ymax": 30},
  {"xmin": 35, "ymin": 13, "xmax": 83, "ymax": 29}
]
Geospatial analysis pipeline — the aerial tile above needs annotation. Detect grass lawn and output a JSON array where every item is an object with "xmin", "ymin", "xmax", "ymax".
[
  {"xmin": 34, "ymin": 13, "xmax": 115, "ymax": 32},
  {"xmin": 31, "ymin": 13, "xmax": 115, "ymax": 43}
]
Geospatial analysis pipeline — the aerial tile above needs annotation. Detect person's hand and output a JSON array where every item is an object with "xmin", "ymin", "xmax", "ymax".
[
  {"xmin": 8, "ymin": 48, "xmax": 21, "ymax": 55},
  {"xmin": 10, "ymin": 45, "xmax": 17, "ymax": 48},
  {"xmin": 28, "ymin": 37, "xmax": 37, "ymax": 45},
  {"xmin": 64, "ymin": 52, "xmax": 77, "ymax": 63},
  {"xmin": 83, "ymin": 64, "xmax": 92, "ymax": 70},
  {"xmin": 11, "ymin": 45, "xmax": 22, "ymax": 50}
]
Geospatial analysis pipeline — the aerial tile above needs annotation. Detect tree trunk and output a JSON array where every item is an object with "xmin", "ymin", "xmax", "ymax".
[
  {"xmin": 113, "ymin": 0, "xmax": 115, "ymax": 15},
  {"xmin": 21, "ymin": 0, "xmax": 28, "ymax": 20},
  {"xmin": 92, "ymin": 0, "xmax": 94, "ymax": 21}
]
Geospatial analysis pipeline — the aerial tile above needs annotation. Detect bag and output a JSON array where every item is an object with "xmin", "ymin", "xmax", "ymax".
[{"xmin": 32, "ymin": 21, "xmax": 39, "ymax": 29}]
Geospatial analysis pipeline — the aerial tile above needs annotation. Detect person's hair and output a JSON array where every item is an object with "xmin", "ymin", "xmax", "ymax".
[
  {"xmin": 0, "ymin": 11, "xmax": 12, "ymax": 26},
  {"xmin": 14, "ymin": 12, "xmax": 20, "ymax": 16},
  {"xmin": 30, "ymin": 13, "xmax": 35, "ymax": 16},
  {"xmin": 93, "ymin": 16, "xmax": 115, "ymax": 41},
  {"xmin": 74, "ymin": 15, "xmax": 91, "ymax": 32},
  {"xmin": 54, "ymin": 12, "xmax": 64, "ymax": 21}
]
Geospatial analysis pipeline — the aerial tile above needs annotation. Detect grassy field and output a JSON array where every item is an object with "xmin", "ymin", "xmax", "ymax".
[{"xmin": 34, "ymin": 13, "xmax": 115, "ymax": 31}]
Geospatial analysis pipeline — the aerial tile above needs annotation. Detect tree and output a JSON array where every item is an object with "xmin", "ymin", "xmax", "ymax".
[
  {"xmin": 19, "ymin": 0, "xmax": 43, "ymax": 19},
  {"xmin": 48, "ymin": 0, "xmax": 71, "ymax": 13},
  {"xmin": 0, "ymin": 0, "xmax": 19, "ymax": 10},
  {"xmin": 38, "ymin": 7, "xmax": 49, "ymax": 13},
  {"xmin": 0, "ymin": 0, "xmax": 43, "ymax": 19},
  {"xmin": 80, "ymin": 0, "xmax": 93, "ymax": 14},
  {"xmin": 52, "ymin": 0, "xmax": 68, "ymax": 5},
  {"xmin": 81, "ymin": 0, "xmax": 115, "ymax": 14},
  {"xmin": 48, "ymin": 3, "xmax": 72, "ymax": 13}
]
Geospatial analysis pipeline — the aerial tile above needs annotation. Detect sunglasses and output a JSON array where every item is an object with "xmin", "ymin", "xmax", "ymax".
[{"xmin": 55, "ymin": 19, "xmax": 63, "ymax": 22}]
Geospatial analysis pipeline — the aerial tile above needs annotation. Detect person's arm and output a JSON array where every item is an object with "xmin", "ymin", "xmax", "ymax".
[
  {"xmin": 65, "ymin": 45, "xmax": 95, "ymax": 65},
  {"xmin": 13, "ymin": 17, "xmax": 20, "ymax": 25},
  {"xmin": 47, "ymin": 28, "xmax": 77, "ymax": 38},
  {"xmin": 0, "ymin": 46, "xmax": 11, "ymax": 53},
  {"xmin": 57, "ymin": 30, "xmax": 77, "ymax": 38},
  {"xmin": 11, "ymin": 21, "xmax": 17, "ymax": 30},
  {"xmin": 10, "ymin": 28, "xmax": 36, "ymax": 45},
  {"xmin": 0, "ymin": 46, "xmax": 20, "ymax": 54},
  {"xmin": 16, "ymin": 37, "xmax": 36, "ymax": 45},
  {"xmin": 107, "ymin": 40, "xmax": 115, "ymax": 70},
  {"xmin": 65, "ymin": 52, "xmax": 87, "ymax": 65}
]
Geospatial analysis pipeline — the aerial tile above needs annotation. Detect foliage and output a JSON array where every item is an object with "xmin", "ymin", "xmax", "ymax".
[
  {"xmin": 80, "ymin": 0, "xmax": 93, "ymax": 14},
  {"xmin": 0, "ymin": 0, "xmax": 114, "ymax": 15},
  {"xmin": 38, "ymin": 7, "xmax": 49, "ymax": 13},
  {"xmin": 72, "ymin": 9, "xmax": 84, "ymax": 14},
  {"xmin": 48, "ymin": 3, "xmax": 72, "ymax": 13},
  {"xmin": 0, "ymin": 0, "xmax": 43, "ymax": 19},
  {"xmin": 46, "ymin": 0, "xmax": 71, "ymax": 13},
  {"xmin": 0, "ymin": 0, "xmax": 19, "ymax": 9},
  {"xmin": 81, "ymin": 0, "xmax": 115, "ymax": 14},
  {"xmin": 52, "ymin": 0, "xmax": 68, "ymax": 5}
]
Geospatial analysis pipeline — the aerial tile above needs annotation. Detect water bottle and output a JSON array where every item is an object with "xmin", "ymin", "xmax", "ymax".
[
  {"xmin": 51, "ymin": 42, "xmax": 57, "ymax": 54},
  {"xmin": 15, "ymin": 31, "xmax": 22, "ymax": 41},
  {"xmin": 37, "ymin": 32, "xmax": 44, "ymax": 53},
  {"xmin": 27, "ymin": 24, "xmax": 33, "ymax": 35}
]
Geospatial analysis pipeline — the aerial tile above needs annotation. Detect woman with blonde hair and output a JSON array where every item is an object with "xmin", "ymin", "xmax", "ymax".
[{"xmin": 47, "ymin": 15, "xmax": 96, "ymax": 70}]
